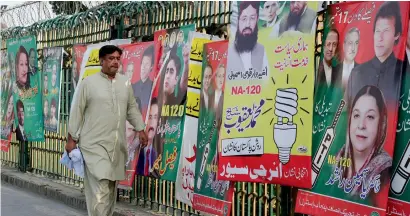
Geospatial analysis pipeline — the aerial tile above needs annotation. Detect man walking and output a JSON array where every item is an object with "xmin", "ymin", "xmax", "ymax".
[{"xmin": 66, "ymin": 45, "xmax": 148, "ymax": 216}]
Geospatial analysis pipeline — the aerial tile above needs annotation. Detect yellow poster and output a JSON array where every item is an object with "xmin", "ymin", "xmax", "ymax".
[
  {"xmin": 218, "ymin": 1, "xmax": 319, "ymax": 189},
  {"xmin": 188, "ymin": 63, "xmax": 203, "ymax": 89}
]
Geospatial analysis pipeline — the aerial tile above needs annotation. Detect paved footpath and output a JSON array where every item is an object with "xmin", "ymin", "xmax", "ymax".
[
  {"xmin": 2, "ymin": 183, "xmax": 87, "ymax": 216},
  {"xmin": 1, "ymin": 166, "xmax": 163, "ymax": 216}
]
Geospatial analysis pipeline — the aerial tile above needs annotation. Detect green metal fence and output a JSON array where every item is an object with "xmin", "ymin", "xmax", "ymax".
[{"xmin": 1, "ymin": 2, "xmax": 330, "ymax": 216}]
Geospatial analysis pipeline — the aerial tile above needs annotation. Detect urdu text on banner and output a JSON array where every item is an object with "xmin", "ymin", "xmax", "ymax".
[
  {"xmin": 295, "ymin": 2, "xmax": 410, "ymax": 215},
  {"xmin": 218, "ymin": 1, "xmax": 320, "ymax": 188}
]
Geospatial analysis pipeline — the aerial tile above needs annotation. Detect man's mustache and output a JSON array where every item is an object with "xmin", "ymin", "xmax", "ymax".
[{"xmin": 242, "ymin": 27, "xmax": 253, "ymax": 34}]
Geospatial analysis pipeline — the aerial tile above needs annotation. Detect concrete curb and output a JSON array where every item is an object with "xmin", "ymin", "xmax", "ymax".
[{"xmin": 1, "ymin": 166, "xmax": 159, "ymax": 216}]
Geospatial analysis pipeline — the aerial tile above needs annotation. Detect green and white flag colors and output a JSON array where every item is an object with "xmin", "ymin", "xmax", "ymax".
[
  {"xmin": 7, "ymin": 35, "xmax": 44, "ymax": 141},
  {"xmin": 42, "ymin": 47, "xmax": 63, "ymax": 132},
  {"xmin": 192, "ymin": 40, "xmax": 234, "ymax": 216},
  {"xmin": 175, "ymin": 31, "xmax": 220, "ymax": 206}
]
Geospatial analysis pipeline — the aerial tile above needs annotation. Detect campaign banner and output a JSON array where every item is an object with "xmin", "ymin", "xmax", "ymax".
[
  {"xmin": 118, "ymin": 42, "xmax": 155, "ymax": 189},
  {"xmin": 7, "ymin": 36, "xmax": 44, "ymax": 142},
  {"xmin": 192, "ymin": 40, "xmax": 234, "ymax": 216},
  {"xmin": 70, "ymin": 44, "xmax": 86, "ymax": 100},
  {"xmin": 1, "ymin": 50, "xmax": 13, "ymax": 151},
  {"xmin": 295, "ymin": 2, "xmax": 410, "ymax": 215},
  {"xmin": 218, "ymin": 1, "xmax": 319, "ymax": 188},
  {"xmin": 387, "ymin": 23, "xmax": 410, "ymax": 216},
  {"xmin": 175, "ymin": 32, "xmax": 220, "ymax": 206},
  {"xmin": 42, "ymin": 47, "xmax": 63, "ymax": 132},
  {"xmin": 147, "ymin": 24, "xmax": 195, "ymax": 181}
]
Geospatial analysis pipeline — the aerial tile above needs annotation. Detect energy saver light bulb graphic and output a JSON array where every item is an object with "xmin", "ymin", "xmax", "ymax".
[
  {"xmin": 274, "ymin": 88, "xmax": 298, "ymax": 164},
  {"xmin": 390, "ymin": 140, "xmax": 410, "ymax": 195}
]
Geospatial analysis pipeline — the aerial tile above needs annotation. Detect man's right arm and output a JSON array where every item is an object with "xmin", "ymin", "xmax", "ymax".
[{"xmin": 66, "ymin": 80, "xmax": 87, "ymax": 153}]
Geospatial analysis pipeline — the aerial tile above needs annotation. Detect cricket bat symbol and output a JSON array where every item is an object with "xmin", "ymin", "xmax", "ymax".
[
  {"xmin": 311, "ymin": 100, "xmax": 345, "ymax": 187},
  {"xmin": 391, "ymin": 139, "xmax": 410, "ymax": 195}
]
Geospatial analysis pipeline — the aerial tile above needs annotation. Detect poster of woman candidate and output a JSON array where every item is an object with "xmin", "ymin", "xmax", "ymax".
[
  {"xmin": 192, "ymin": 40, "xmax": 234, "ymax": 216},
  {"xmin": 117, "ymin": 42, "xmax": 156, "ymax": 189},
  {"xmin": 295, "ymin": 2, "xmax": 410, "ymax": 215},
  {"xmin": 143, "ymin": 24, "xmax": 195, "ymax": 181},
  {"xmin": 218, "ymin": 1, "xmax": 319, "ymax": 188},
  {"xmin": 42, "ymin": 47, "xmax": 63, "ymax": 132},
  {"xmin": 7, "ymin": 35, "xmax": 44, "ymax": 141},
  {"xmin": 387, "ymin": 22, "xmax": 410, "ymax": 216}
]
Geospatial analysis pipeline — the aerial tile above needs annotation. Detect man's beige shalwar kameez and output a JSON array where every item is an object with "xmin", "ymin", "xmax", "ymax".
[{"xmin": 69, "ymin": 72, "xmax": 145, "ymax": 216}]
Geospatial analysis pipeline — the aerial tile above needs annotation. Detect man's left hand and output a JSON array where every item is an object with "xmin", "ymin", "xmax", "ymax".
[{"xmin": 138, "ymin": 130, "xmax": 148, "ymax": 148}]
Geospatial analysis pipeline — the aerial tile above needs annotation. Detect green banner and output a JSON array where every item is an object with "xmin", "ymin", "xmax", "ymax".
[
  {"xmin": 387, "ymin": 30, "xmax": 410, "ymax": 214},
  {"xmin": 1, "ymin": 50, "xmax": 13, "ymax": 147},
  {"xmin": 150, "ymin": 24, "xmax": 195, "ymax": 181},
  {"xmin": 42, "ymin": 47, "xmax": 63, "ymax": 132},
  {"xmin": 192, "ymin": 40, "xmax": 233, "ymax": 216},
  {"xmin": 7, "ymin": 36, "xmax": 44, "ymax": 141}
]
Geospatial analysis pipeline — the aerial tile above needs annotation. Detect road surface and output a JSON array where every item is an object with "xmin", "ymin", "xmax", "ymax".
[{"xmin": 1, "ymin": 183, "xmax": 87, "ymax": 216}]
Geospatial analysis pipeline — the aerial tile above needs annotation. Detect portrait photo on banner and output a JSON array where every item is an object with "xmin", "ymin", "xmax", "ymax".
[
  {"xmin": 143, "ymin": 25, "xmax": 194, "ymax": 180},
  {"xmin": 218, "ymin": 1, "xmax": 319, "ymax": 188},
  {"xmin": 296, "ymin": 2, "xmax": 410, "ymax": 215},
  {"xmin": 7, "ymin": 35, "xmax": 44, "ymax": 142}
]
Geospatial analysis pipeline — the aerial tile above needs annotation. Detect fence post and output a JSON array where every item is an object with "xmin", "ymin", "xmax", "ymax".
[
  {"xmin": 279, "ymin": 186, "xmax": 292, "ymax": 216},
  {"xmin": 117, "ymin": 17, "xmax": 125, "ymax": 39},
  {"xmin": 18, "ymin": 141, "xmax": 29, "ymax": 172}
]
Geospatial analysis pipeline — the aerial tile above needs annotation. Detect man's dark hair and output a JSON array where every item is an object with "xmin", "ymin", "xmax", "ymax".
[
  {"xmin": 373, "ymin": 1, "xmax": 402, "ymax": 45},
  {"xmin": 16, "ymin": 99, "xmax": 24, "ymax": 111},
  {"xmin": 239, "ymin": 1, "xmax": 259, "ymax": 18},
  {"xmin": 168, "ymin": 53, "xmax": 182, "ymax": 77},
  {"xmin": 29, "ymin": 48, "xmax": 36, "ymax": 56},
  {"xmin": 51, "ymin": 97, "xmax": 57, "ymax": 108},
  {"xmin": 150, "ymin": 97, "xmax": 158, "ymax": 106},
  {"xmin": 99, "ymin": 45, "xmax": 123, "ymax": 59},
  {"xmin": 142, "ymin": 45, "xmax": 154, "ymax": 67}
]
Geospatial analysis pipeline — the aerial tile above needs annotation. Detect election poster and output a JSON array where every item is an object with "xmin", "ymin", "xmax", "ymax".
[
  {"xmin": 192, "ymin": 40, "xmax": 234, "ymax": 216},
  {"xmin": 295, "ymin": 2, "xmax": 410, "ymax": 215},
  {"xmin": 218, "ymin": 1, "xmax": 319, "ymax": 188},
  {"xmin": 70, "ymin": 44, "xmax": 86, "ymax": 100},
  {"xmin": 1, "ymin": 50, "xmax": 13, "ymax": 151},
  {"xmin": 119, "ymin": 42, "xmax": 155, "ymax": 120},
  {"xmin": 7, "ymin": 35, "xmax": 44, "ymax": 141},
  {"xmin": 175, "ymin": 32, "xmax": 220, "ymax": 206},
  {"xmin": 145, "ymin": 24, "xmax": 195, "ymax": 181},
  {"xmin": 387, "ymin": 24, "xmax": 410, "ymax": 216},
  {"xmin": 42, "ymin": 47, "xmax": 63, "ymax": 132},
  {"xmin": 118, "ymin": 42, "xmax": 156, "ymax": 189}
]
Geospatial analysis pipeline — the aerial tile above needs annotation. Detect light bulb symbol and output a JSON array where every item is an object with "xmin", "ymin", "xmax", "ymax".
[{"xmin": 273, "ymin": 88, "xmax": 298, "ymax": 165}]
